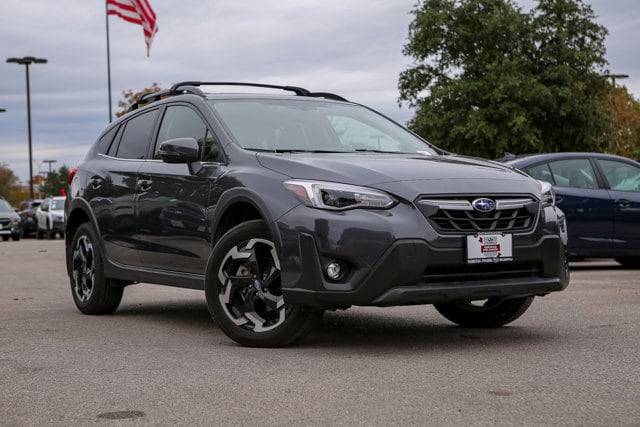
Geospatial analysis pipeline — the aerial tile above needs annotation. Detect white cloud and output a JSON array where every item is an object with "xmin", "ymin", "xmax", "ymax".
[{"xmin": 1, "ymin": 0, "xmax": 638, "ymax": 181}]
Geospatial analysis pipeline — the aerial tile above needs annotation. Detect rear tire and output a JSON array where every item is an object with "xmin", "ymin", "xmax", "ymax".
[
  {"xmin": 615, "ymin": 258, "xmax": 640, "ymax": 268},
  {"xmin": 69, "ymin": 223, "xmax": 123, "ymax": 315},
  {"xmin": 434, "ymin": 296, "xmax": 534, "ymax": 328},
  {"xmin": 11, "ymin": 234, "xmax": 20, "ymax": 241},
  {"xmin": 36, "ymin": 229, "xmax": 44, "ymax": 239},
  {"xmin": 205, "ymin": 220, "xmax": 323, "ymax": 347}
]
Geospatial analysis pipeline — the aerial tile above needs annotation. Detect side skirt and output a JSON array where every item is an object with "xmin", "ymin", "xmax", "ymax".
[{"xmin": 104, "ymin": 257, "xmax": 205, "ymax": 290}]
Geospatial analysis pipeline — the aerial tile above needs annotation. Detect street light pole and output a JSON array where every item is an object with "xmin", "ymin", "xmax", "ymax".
[
  {"xmin": 6, "ymin": 56, "xmax": 47, "ymax": 199},
  {"xmin": 602, "ymin": 73, "xmax": 629, "ymax": 88},
  {"xmin": 42, "ymin": 160, "xmax": 57, "ymax": 176}
]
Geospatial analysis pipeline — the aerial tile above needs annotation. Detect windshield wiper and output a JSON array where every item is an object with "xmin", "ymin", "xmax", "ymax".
[
  {"xmin": 354, "ymin": 149, "xmax": 417, "ymax": 155},
  {"xmin": 247, "ymin": 148, "xmax": 347, "ymax": 154}
]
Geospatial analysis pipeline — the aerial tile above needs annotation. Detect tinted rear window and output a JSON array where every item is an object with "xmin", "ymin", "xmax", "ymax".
[
  {"xmin": 116, "ymin": 109, "xmax": 159, "ymax": 159},
  {"xmin": 96, "ymin": 125, "xmax": 119, "ymax": 155}
]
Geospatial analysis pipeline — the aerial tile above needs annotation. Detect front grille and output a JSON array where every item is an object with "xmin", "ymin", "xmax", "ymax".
[
  {"xmin": 422, "ymin": 262, "xmax": 542, "ymax": 283},
  {"xmin": 0, "ymin": 219, "xmax": 10, "ymax": 226},
  {"xmin": 417, "ymin": 195, "xmax": 538, "ymax": 234}
]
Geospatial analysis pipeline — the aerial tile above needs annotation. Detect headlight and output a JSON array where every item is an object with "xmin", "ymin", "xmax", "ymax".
[
  {"xmin": 539, "ymin": 181, "xmax": 555, "ymax": 207},
  {"xmin": 284, "ymin": 180, "xmax": 396, "ymax": 210}
]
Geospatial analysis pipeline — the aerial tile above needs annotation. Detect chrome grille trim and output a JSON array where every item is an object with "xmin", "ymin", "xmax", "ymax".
[{"xmin": 419, "ymin": 197, "xmax": 535, "ymax": 211}]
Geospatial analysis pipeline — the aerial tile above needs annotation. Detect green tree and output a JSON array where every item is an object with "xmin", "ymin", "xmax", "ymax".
[
  {"xmin": 40, "ymin": 165, "xmax": 71, "ymax": 197},
  {"xmin": 116, "ymin": 83, "xmax": 163, "ymax": 117},
  {"xmin": 399, "ymin": 0, "xmax": 611, "ymax": 158}
]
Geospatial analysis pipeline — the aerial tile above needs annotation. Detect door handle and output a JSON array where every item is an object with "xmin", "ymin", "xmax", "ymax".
[
  {"xmin": 89, "ymin": 176, "xmax": 103, "ymax": 189},
  {"xmin": 137, "ymin": 179, "xmax": 152, "ymax": 192},
  {"xmin": 617, "ymin": 199, "xmax": 631, "ymax": 209}
]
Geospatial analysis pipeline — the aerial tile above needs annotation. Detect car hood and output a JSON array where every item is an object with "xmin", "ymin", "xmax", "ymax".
[
  {"xmin": 0, "ymin": 211, "xmax": 19, "ymax": 221},
  {"xmin": 257, "ymin": 152, "xmax": 539, "ymax": 199}
]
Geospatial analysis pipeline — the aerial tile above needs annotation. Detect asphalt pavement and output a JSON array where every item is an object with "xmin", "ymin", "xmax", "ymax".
[{"xmin": 1, "ymin": 239, "xmax": 639, "ymax": 425}]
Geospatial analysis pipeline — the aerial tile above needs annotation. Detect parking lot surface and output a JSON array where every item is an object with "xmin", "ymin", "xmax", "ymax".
[{"xmin": 1, "ymin": 239, "xmax": 639, "ymax": 425}]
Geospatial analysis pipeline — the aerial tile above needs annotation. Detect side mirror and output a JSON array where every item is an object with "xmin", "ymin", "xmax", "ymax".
[{"xmin": 158, "ymin": 137, "xmax": 200, "ymax": 164}]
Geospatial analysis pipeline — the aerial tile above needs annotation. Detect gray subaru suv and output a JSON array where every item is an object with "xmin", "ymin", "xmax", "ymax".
[{"xmin": 65, "ymin": 82, "xmax": 569, "ymax": 347}]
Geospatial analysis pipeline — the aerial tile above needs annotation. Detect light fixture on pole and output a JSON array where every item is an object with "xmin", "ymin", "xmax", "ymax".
[
  {"xmin": 602, "ymin": 73, "xmax": 629, "ymax": 88},
  {"xmin": 6, "ymin": 56, "xmax": 48, "ymax": 199}
]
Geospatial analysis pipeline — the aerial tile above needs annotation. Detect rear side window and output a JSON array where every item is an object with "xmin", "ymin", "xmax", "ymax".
[
  {"xmin": 96, "ymin": 125, "xmax": 119, "ymax": 155},
  {"xmin": 548, "ymin": 159, "xmax": 598, "ymax": 189},
  {"xmin": 116, "ymin": 109, "xmax": 159, "ymax": 159},
  {"xmin": 525, "ymin": 163, "xmax": 554, "ymax": 185}
]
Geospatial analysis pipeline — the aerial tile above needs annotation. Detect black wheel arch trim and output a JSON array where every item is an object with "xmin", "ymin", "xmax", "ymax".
[
  {"xmin": 210, "ymin": 187, "xmax": 286, "ymax": 251},
  {"xmin": 65, "ymin": 197, "xmax": 104, "ymax": 277}
]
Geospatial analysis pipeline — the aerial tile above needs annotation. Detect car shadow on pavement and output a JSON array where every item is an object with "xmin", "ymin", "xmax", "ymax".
[
  {"xmin": 113, "ymin": 300, "xmax": 559, "ymax": 351},
  {"xmin": 300, "ymin": 310, "xmax": 558, "ymax": 350},
  {"xmin": 114, "ymin": 301, "xmax": 215, "ymax": 332}
]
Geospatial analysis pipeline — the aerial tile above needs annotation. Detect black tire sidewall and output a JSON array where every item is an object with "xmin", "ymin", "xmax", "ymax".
[
  {"xmin": 69, "ymin": 223, "xmax": 122, "ymax": 314},
  {"xmin": 435, "ymin": 296, "xmax": 534, "ymax": 328},
  {"xmin": 205, "ymin": 220, "xmax": 320, "ymax": 347}
]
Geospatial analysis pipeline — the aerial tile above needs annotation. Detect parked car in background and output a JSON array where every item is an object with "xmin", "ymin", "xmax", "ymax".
[
  {"xmin": 36, "ymin": 196, "xmax": 66, "ymax": 239},
  {"xmin": 504, "ymin": 153, "xmax": 640, "ymax": 267},
  {"xmin": 0, "ymin": 198, "xmax": 22, "ymax": 241},
  {"xmin": 18, "ymin": 199, "xmax": 43, "ymax": 236}
]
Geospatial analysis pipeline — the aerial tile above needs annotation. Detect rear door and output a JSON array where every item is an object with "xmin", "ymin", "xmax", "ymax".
[
  {"xmin": 525, "ymin": 158, "xmax": 614, "ymax": 257},
  {"xmin": 89, "ymin": 108, "xmax": 160, "ymax": 267},
  {"xmin": 137, "ymin": 103, "xmax": 225, "ymax": 274},
  {"xmin": 594, "ymin": 158, "xmax": 640, "ymax": 255}
]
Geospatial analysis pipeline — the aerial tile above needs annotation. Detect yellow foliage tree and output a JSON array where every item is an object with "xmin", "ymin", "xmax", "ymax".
[{"xmin": 609, "ymin": 86, "xmax": 640, "ymax": 159}]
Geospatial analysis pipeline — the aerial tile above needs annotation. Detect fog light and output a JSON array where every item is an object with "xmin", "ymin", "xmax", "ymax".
[{"xmin": 325, "ymin": 261, "xmax": 343, "ymax": 281}]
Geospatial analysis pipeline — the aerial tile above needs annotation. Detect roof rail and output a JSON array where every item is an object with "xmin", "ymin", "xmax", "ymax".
[{"xmin": 128, "ymin": 81, "xmax": 348, "ymax": 112}]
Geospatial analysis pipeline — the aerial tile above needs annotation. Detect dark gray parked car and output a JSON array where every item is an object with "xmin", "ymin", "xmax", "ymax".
[
  {"xmin": 65, "ymin": 82, "xmax": 570, "ymax": 347},
  {"xmin": 0, "ymin": 198, "xmax": 22, "ymax": 241}
]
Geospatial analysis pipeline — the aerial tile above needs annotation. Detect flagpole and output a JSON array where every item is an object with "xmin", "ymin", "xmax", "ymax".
[{"xmin": 105, "ymin": 0, "xmax": 113, "ymax": 122}]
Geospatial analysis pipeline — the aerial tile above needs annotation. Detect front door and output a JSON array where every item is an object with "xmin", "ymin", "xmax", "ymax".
[
  {"xmin": 546, "ymin": 158, "xmax": 615, "ymax": 257},
  {"xmin": 595, "ymin": 158, "xmax": 640, "ymax": 256},
  {"xmin": 137, "ymin": 104, "xmax": 224, "ymax": 274}
]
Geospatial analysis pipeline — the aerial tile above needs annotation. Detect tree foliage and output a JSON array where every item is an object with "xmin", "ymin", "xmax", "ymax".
[
  {"xmin": 116, "ymin": 83, "xmax": 163, "ymax": 117},
  {"xmin": 399, "ymin": 0, "xmax": 611, "ymax": 158},
  {"xmin": 608, "ymin": 86, "xmax": 640, "ymax": 159},
  {"xmin": 40, "ymin": 165, "xmax": 71, "ymax": 197},
  {"xmin": 0, "ymin": 163, "xmax": 29, "ymax": 207}
]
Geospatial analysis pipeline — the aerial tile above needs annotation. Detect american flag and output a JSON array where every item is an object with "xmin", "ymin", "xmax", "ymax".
[{"xmin": 107, "ymin": 0, "xmax": 158, "ymax": 55}]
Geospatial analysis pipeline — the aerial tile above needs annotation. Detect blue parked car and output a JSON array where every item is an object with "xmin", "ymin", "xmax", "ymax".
[{"xmin": 504, "ymin": 153, "xmax": 640, "ymax": 267}]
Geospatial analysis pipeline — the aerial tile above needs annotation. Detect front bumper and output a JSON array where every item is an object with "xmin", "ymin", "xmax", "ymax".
[{"xmin": 276, "ymin": 202, "xmax": 568, "ymax": 308}]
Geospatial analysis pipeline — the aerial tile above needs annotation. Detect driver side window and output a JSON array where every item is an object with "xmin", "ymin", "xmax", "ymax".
[
  {"xmin": 597, "ymin": 159, "xmax": 640, "ymax": 192},
  {"xmin": 155, "ymin": 105, "xmax": 220, "ymax": 162}
]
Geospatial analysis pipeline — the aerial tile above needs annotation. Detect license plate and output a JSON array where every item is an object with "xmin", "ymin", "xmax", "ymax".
[{"xmin": 466, "ymin": 233, "xmax": 513, "ymax": 264}]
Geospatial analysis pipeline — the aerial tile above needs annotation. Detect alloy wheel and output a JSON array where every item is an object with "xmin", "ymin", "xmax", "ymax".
[
  {"xmin": 217, "ymin": 238, "xmax": 286, "ymax": 333},
  {"xmin": 72, "ymin": 235, "xmax": 95, "ymax": 303}
]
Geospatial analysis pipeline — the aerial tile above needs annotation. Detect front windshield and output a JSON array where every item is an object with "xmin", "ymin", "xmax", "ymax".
[
  {"xmin": 0, "ymin": 200, "xmax": 12, "ymax": 212},
  {"xmin": 209, "ymin": 99, "xmax": 438, "ymax": 155},
  {"xmin": 51, "ymin": 199, "xmax": 65, "ymax": 210}
]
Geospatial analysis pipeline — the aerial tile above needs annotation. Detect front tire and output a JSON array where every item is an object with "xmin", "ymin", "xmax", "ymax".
[
  {"xmin": 205, "ymin": 220, "xmax": 322, "ymax": 347},
  {"xmin": 434, "ymin": 296, "xmax": 534, "ymax": 328},
  {"xmin": 69, "ymin": 223, "xmax": 123, "ymax": 314}
]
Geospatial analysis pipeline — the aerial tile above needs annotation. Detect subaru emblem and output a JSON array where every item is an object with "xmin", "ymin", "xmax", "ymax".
[{"xmin": 472, "ymin": 198, "xmax": 496, "ymax": 212}]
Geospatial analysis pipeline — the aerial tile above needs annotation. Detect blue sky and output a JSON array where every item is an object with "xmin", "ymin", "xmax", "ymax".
[{"xmin": 1, "ymin": 0, "xmax": 638, "ymax": 181}]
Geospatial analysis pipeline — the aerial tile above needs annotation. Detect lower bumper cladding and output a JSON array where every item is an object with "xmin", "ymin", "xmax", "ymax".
[{"xmin": 281, "ymin": 234, "xmax": 568, "ymax": 308}]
